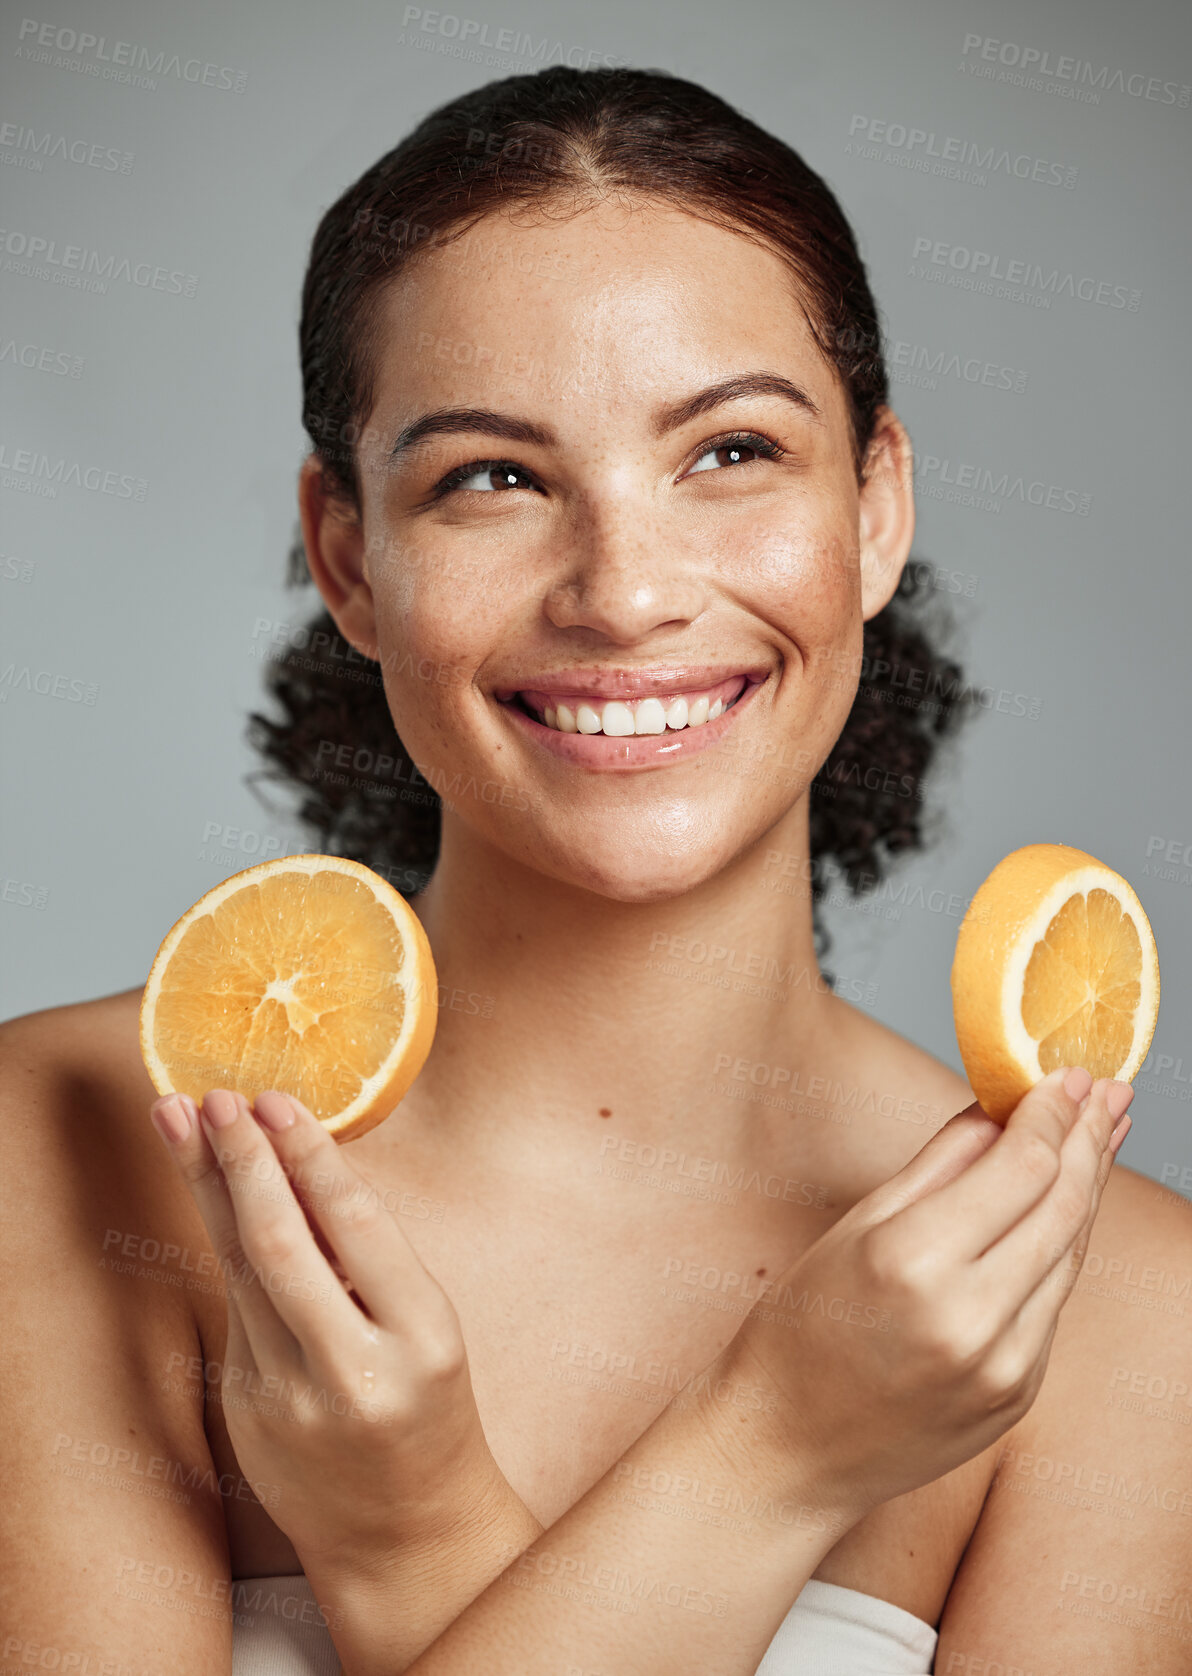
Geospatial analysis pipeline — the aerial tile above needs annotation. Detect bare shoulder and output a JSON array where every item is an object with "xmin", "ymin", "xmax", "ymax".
[
  {"xmin": 936, "ymin": 1149, "xmax": 1192, "ymax": 1669},
  {"xmin": 0, "ymin": 981, "xmax": 225, "ymax": 1374},
  {"xmin": 0, "ymin": 988, "xmax": 232, "ymax": 1665},
  {"xmin": 2, "ymin": 983, "xmax": 167, "ymax": 1205},
  {"xmin": 0, "ymin": 983, "xmax": 210, "ymax": 1247}
]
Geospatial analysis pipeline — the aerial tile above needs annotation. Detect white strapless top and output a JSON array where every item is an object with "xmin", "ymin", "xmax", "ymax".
[{"xmin": 230, "ymin": 1571, "xmax": 938, "ymax": 1674}]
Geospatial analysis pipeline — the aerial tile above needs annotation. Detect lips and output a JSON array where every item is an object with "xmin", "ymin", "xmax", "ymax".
[
  {"xmin": 493, "ymin": 664, "xmax": 769, "ymax": 703},
  {"xmin": 494, "ymin": 669, "xmax": 767, "ymax": 768},
  {"xmin": 516, "ymin": 675, "xmax": 748, "ymax": 735}
]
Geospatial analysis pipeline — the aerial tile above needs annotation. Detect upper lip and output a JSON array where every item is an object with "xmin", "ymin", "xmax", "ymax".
[{"xmin": 494, "ymin": 664, "xmax": 770, "ymax": 702}]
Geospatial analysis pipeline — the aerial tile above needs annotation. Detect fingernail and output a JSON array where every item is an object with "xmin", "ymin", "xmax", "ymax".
[
  {"xmin": 203, "ymin": 1089, "xmax": 241, "ymax": 1129},
  {"xmin": 1106, "ymin": 1081, "xmax": 1134, "ymax": 1123},
  {"xmin": 255, "ymin": 1090, "xmax": 296, "ymax": 1132},
  {"xmin": 151, "ymin": 1095, "xmax": 193, "ymax": 1145},
  {"xmin": 1062, "ymin": 1066, "xmax": 1093, "ymax": 1106},
  {"xmin": 1109, "ymin": 1113, "xmax": 1132, "ymax": 1153}
]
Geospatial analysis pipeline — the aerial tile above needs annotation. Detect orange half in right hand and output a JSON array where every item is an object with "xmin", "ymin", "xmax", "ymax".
[{"xmin": 952, "ymin": 843, "xmax": 1159, "ymax": 1123}]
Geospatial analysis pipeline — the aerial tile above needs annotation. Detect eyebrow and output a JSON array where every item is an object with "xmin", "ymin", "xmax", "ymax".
[{"xmin": 387, "ymin": 371, "xmax": 824, "ymax": 460}]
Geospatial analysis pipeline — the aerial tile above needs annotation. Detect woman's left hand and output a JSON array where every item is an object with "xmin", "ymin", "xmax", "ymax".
[{"xmin": 148, "ymin": 1084, "xmax": 530, "ymax": 1589}]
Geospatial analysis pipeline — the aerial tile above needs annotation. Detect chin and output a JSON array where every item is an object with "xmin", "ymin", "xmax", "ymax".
[{"xmin": 519, "ymin": 830, "xmax": 736, "ymax": 905}]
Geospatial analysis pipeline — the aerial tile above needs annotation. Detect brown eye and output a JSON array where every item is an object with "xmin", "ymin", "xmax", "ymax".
[
  {"xmin": 686, "ymin": 432, "xmax": 785, "ymax": 475},
  {"xmin": 435, "ymin": 461, "xmax": 537, "ymax": 496}
]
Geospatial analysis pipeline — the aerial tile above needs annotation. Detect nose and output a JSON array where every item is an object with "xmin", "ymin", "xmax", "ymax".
[{"xmin": 543, "ymin": 501, "xmax": 708, "ymax": 643}]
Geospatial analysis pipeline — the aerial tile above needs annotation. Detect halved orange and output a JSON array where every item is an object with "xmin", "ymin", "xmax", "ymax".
[
  {"xmin": 140, "ymin": 855, "xmax": 437, "ymax": 1142},
  {"xmin": 952, "ymin": 843, "xmax": 1159, "ymax": 1123}
]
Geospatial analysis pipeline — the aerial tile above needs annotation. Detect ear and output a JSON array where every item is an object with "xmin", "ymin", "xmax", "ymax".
[
  {"xmin": 297, "ymin": 455, "xmax": 379, "ymax": 661},
  {"xmin": 857, "ymin": 406, "xmax": 915, "ymax": 620}
]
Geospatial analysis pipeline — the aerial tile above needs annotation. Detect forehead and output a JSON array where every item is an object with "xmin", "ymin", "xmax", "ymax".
[{"xmin": 367, "ymin": 198, "xmax": 842, "ymax": 420}]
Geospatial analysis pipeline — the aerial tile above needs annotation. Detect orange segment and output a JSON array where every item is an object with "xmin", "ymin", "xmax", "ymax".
[
  {"xmin": 1023, "ymin": 887, "xmax": 1141, "ymax": 1074},
  {"xmin": 140, "ymin": 855, "xmax": 438, "ymax": 1141},
  {"xmin": 951, "ymin": 843, "xmax": 1159, "ymax": 1123}
]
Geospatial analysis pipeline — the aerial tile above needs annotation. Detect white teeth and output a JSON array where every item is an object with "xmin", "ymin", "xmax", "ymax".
[
  {"xmin": 601, "ymin": 701, "xmax": 636, "ymax": 737},
  {"xmin": 665, "ymin": 696, "xmax": 688, "ymax": 729},
  {"xmin": 529, "ymin": 688, "xmax": 742, "ymax": 734},
  {"xmin": 633, "ymin": 698, "xmax": 667, "ymax": 735}
]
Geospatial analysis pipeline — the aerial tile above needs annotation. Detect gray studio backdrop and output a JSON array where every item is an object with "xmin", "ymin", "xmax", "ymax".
[{"xmin": 2, "ymin": 0, "xmax": 1189, "ymax": 1196}]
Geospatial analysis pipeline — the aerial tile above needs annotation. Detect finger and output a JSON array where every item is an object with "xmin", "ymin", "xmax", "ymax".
[
  {"xmin": 990, "ymin": 1079, "xmax": 1130, "ymax": 1339},
  {"xmin": 887, "ymin": 1066, "xmax": 1089, "ymax": 1263},
  {"xmin": 194, "ymin": 1088, "xmax": 362, "ymax": 1357},
  {"xmin": 252, "ymin": 1090, "xmax": 448, "ymax": 1336},
  {"xmin": 150, "ymin": 1091, "xmax": 297, "ymax": 1370}
]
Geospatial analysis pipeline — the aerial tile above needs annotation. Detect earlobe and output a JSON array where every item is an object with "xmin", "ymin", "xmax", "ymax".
[
  {"xmin": 858, "ymin": 407, "xmax": 916, "ymax": 620},
  {"xmin": 297, "ymin": 455, "xmax": 379, "ymax": 661}
]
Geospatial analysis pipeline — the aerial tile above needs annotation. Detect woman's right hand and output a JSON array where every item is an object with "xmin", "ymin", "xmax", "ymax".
[{"xmin": 713, "ymin": 1066, "xmax": 1132, "ymax": 1523}]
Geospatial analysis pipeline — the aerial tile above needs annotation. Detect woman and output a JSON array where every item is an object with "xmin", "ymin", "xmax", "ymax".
[{"xmin": 5, "ymin": 66, "xmax": 1188, "ymax": 1676}]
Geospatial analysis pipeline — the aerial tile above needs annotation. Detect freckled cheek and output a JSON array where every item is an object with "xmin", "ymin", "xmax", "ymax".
[
  {"xmin": 373, "ymin": 578, "xmax": 489, "ymax": 675},
  {"xmin": 744, "ymin": 524, "xmax": 861, "ymax": 651},
  {"xmin": 372, "ymin": 587, "xmax": 502, "ymax": 758}
]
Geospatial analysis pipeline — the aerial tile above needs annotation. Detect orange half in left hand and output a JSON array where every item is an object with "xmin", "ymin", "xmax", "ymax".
[{"xmin": 140, "ymin": 854, "xmax": 437, "ymax": 1142}]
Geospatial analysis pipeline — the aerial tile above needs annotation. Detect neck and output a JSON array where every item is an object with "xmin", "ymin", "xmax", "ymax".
[{"xmin": 407, "ymin": 797, "xmax": 843, "ymax": 1165}]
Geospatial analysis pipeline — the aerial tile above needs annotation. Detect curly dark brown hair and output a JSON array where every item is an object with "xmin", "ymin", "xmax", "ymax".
[{"xmin": 246, "ymin": 64, "xmax": 979, "ymax": 959}]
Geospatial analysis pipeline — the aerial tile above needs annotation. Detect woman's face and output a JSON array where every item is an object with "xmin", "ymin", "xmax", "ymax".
[{"xmin": 310, "ymin": 196, "xmax": 913, "ymax": 902}]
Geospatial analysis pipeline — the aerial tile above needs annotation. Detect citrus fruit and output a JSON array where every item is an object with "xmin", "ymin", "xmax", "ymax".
[
  {"xmin": 952, "ymin": 842, "xmax": 1159, "ymax": 1123},
  {"xmin": 140, "ymin": 855, "xmax": 437, "ymax": 1142}
]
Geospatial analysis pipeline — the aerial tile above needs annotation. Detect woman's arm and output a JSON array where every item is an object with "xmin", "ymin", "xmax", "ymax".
[
  {"xmin": 325, "ymin": 1336, "xmax": 857, "ymax": 1676},
  {"xmin": 0, "ymin": 1011, "xmax": 233, "ymax": 1669},
  {"xmin": 159, "ymin": 1068, "xmax": 1127, "ymax": 1675}
]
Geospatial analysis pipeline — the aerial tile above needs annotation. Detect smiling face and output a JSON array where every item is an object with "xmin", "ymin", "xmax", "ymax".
[{"xmin": 301, "ymin": 195, "xmax": 914, "ymax": 903}]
